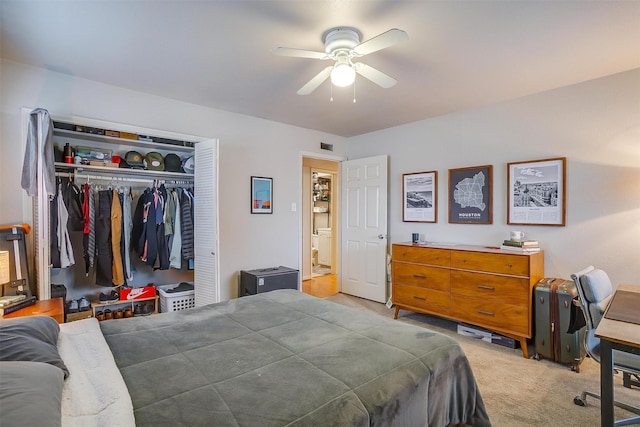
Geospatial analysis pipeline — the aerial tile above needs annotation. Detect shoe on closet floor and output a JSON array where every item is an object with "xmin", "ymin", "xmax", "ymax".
[
  {"xmin": 99, "ymin": 290, "xmax": 119, "ymax": 303},
  {"xmin": 66, "ymin": 300, "xmax": 79, "ymax": 313},
  {"xmin": 78, "ymin": 297, "xmax": 91, "ymax": 312},
  {"xmin": 141, "ymin": 304, "xmax": 153, "ymax": 316}
]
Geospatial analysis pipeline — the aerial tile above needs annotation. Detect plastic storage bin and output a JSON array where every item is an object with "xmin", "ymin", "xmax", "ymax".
[{"xmin": 157, "ymin": 283, "xmax": 195, "ymax": 313}]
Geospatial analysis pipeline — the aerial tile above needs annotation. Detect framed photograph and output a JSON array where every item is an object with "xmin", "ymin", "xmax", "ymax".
[
  {"xmin": 507, "ymin": 157, "xmax": 566, "ymax": 226},
  {"xmin": 448, "ymin": 165, "xmax": 493, "ymax": 224},
  {"xmin": 402, "ymin": 171, "xmax": 437, "ymax": 223},
  {"xmin": 251, "ymin": 176, "xmax": 273, "ymax": 214}
]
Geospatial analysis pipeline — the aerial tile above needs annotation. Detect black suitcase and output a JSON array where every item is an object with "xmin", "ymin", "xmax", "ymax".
[
  {"xmin": 239, "ymin": 266, "xmax": 299, "ymax": 296},
  {"xmin": 534, "ymin": 278, "xmax": 586, "ymax": 371}
]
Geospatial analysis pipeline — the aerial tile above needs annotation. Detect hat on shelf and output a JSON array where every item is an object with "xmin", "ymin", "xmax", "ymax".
[
  {"xmin": 122, "ymin": 151, "xmax": 144, "ymax": 169},
  {"xmin": 182, "ymin": 155, "xmax": 195, "ymax": 174},
  {"xmin": 144, "ymin": 152, "xmax": 165, "ymax": 171},
  {"xmin": 164, "ymin": 153, "xmax": 183, "ymax": 172}
]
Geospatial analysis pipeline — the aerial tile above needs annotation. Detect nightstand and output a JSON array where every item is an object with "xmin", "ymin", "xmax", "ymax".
[{"xmin": 3, "ymin": 297, "xmax": 64, "ymax": 324}]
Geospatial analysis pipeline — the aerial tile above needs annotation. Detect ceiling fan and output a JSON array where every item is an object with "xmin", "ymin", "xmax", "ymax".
[{"xmin": 273, "ymin": 27, "xmax": 408, "ymax": 95}]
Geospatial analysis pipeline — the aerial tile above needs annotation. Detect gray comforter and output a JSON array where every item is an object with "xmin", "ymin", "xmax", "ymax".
[{"xmin": 101, "ymin": 290, "xmax": 490, "ymax": 426}]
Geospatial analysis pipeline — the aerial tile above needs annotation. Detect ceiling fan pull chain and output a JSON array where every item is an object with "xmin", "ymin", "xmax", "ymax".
[
  {"xmin": 353, "ymin": 78, "xmax": 357, "ymax": 103},
  {"xmin": 330, "ymin": 82, "xmax": 334, "ymax": 102}
]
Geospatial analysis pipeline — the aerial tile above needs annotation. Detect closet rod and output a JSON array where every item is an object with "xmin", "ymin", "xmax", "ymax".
[{"xmin": 54, "ymin": 171, "xmax": 192, "ymax": 185}]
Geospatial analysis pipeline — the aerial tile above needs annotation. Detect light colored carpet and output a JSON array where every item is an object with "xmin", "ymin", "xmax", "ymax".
[{"xmin": 325, "ymin": 293, "xmax": 639, "ymax": 427}]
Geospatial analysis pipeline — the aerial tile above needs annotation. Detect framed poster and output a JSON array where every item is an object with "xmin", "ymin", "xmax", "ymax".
[
  {"xmin": 251, "ymin": 176, "xmax": 273, "ymax": 214},
  {"xmin": 507, "ymin": 157, "xmax": 566, "ymax": 226},
  {"xmin": 402, "ymin": 171, "xmax": 437, "ymax": 223},
  {"xmin": 448, "ymin": 165, "xmax": 492, "ymax": 224}
]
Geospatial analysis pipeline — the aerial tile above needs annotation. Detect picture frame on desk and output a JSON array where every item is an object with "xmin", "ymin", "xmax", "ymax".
[
  {"xmin": 402, "ymin": 171, "xmax": 437, "ymax": 223},
  {"xmin": 507, "ymin": 157, "xmax": 566, "ymax": 226},
  {"xmin": 251, "ymin": 176, "xmax": 273, "ymax": 214},
  {"xmin": 448, "ymin": 165, "xmax": 492, "ymax": 224}
]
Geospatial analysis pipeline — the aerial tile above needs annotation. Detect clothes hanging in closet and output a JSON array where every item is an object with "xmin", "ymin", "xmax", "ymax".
[
  {"xmin": 52, "ymin": 177, "xmax": 194, "ymax": 283},
  {"xmin": 95, "ymin": 189, "xmax": 113, "ymax": 286},
  {"xmin": 168, "ymin": 189, "xmax": 182, "ymax": 269},
  {"xmin": 180, "ymin": 188, "xmax": 195, "ymax": 260},
  {"xmin": 121, "ymin": 188, "xmax": 134, "ymax": 282},
  {"xmin": 49, "ymin": 180, "xmax": 76, "ymax": 269},
  {"xmin": 111, "ymin": 189, "xmax": 125, "ymax": 286}
]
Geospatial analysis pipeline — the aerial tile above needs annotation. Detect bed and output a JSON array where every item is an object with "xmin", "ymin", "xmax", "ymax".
[{"xmin": 1, "ymin": 290, "xmax": 491, "ymax": 426}]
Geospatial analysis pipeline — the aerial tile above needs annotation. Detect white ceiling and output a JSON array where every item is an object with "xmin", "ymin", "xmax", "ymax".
[{"xmin": 2, "ymin": 1, "xmax": 639, "ymax": 137}]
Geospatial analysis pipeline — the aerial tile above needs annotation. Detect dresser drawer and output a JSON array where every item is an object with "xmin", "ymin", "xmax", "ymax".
[
  {"xmin": 451, "ymin": 251, "xmax": 529, "ymax": 276},
  {"xmin": 392, "ymin": 245, "xmax": 450, "ymax": 267},
  {"xmin": 393, "ymin": 263, "xmax": 450, "ymax": 291},
  {"xmin": 451, "ymin": 271, "xmax": 530, "ymax": 306},
  {"xmin": 393, "ymin": 284, "xmax": 450, "ymax": 315},
  {"xmin": 450, "ymin": 295, "xmax": 529, "ymax": 337}
]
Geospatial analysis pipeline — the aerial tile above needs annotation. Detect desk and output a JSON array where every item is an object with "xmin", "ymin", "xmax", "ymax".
[
  {"xmin": 595, "ymin": 284, "xmax": 640, "ymax": 427},
  {"xmin": 3, "ymin": 297, "xmax": 64, "ymax": 323}
]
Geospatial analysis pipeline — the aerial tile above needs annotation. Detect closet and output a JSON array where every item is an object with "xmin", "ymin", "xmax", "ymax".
[{"xmin": 27, "ymin": 109, "xmax": 219, "ymax": 306}]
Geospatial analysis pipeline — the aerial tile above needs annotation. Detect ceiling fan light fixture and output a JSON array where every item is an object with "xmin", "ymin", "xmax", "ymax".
[{"xmin": 331, "ymin": 63, "xmax": 356, "ymax": 87}]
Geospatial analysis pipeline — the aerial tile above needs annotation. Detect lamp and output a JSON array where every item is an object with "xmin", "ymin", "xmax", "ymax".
[{"xmin": 330, "ymin": 56, "xmax": 356, "ymax": 87}]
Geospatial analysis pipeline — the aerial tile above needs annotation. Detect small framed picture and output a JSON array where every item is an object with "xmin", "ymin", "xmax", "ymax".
[
  {"xmin": 402, "ymin": 171, "xmax": 437, "ymax": 223},
  {"xmin": 507, "ymin": 157, "xmax": 566, "ymax": 226},
  {"xmin": 448, "ymin": 165, "xmax": 493, "ymax": 224},
  {"xmin": 251, "ymin": 176, "xmax": 273, "ymax": 214}
]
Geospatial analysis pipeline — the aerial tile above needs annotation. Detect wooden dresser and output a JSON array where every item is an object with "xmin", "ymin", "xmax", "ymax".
[
  {"xmin": 392, "ymin": 243, "xmax": 544, "ymax": 358},
  {"xmin": 3, "ymin": 297, "xmax": 65, "ymax": 324}
]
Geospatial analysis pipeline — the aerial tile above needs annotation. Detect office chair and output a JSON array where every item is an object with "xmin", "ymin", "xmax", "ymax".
[{"xmin": 571, "ymin": 266, "xmax": 640, "ymax": 426}]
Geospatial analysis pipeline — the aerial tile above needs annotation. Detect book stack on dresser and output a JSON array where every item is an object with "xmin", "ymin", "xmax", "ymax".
[
  {"xmin": 500, "ymin": 239, "xmax": 540, "ymax": 253},
  {"xmin": 0, "ymin": 294, "xmax": 36, "ymax": 316}
]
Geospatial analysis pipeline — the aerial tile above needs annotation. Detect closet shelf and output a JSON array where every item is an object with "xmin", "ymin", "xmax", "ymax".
[
  {"xmin": 53, "ymin": 128, "xmax": 196, "ymax": 153},
  {"xmin": 55, "ymin": 162, "xmax": 194, "ymax": 180}
]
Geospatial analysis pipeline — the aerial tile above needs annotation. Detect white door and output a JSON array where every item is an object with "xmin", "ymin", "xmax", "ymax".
[
  {"xmin": 194, "ymin": 138, "xmax": 220, "ymax": 306},
  {"xmin": 340, "ymin": 155, "xmax": 388, "ymax": 302}
]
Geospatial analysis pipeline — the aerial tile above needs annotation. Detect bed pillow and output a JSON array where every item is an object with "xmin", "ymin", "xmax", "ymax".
[
  {"xmin": 0, "ymin": 361, "xmax": 63, "ymax": 427},
  {"xmin": 0, "ymin": 315, "xmax": 69, "ymax": 378}
]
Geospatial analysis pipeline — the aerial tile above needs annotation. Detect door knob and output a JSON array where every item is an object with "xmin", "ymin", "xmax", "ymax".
[{"xmin": 378, "ymin": 234, "xmax": 387, "ymax": 239}]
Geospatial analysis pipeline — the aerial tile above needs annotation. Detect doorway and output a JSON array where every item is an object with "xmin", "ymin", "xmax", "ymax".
[
  {"xmin": 312, "ymin": 171, "xmax": 333, "ymax": 276},
  {"xmin": 301, "ymin": 157, "xmax": 339, "ymax": 297}
]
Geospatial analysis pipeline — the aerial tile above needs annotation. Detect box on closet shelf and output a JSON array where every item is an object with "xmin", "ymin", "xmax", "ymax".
[{"xmin": 120, "ymin": 285, "xmax": 156, "ymax": 301}]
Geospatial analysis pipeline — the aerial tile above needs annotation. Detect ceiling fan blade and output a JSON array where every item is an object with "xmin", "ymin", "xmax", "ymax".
[
  {"xmin": 354, "ymin": 63, "xmax": 397, "ymax": 88},
  {"xmin": 352, "ymin": 28, "xmax": 408, "ymax": 56},
  {"xmin": 297, "ymin": 66, "xmax": 333, "ymax": 95},
  {"xmin": 272, "ymin": 47, "xmax": 328, "ymax": 60}
]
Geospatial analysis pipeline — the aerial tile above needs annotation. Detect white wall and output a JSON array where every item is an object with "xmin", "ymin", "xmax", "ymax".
[
  {"xmin": 0, "ymin": 60, "xmax": 347, "ymax": 301},
  {"xmin": 348, "ymin": 69, "xmax": 640, "ymax": 287}
]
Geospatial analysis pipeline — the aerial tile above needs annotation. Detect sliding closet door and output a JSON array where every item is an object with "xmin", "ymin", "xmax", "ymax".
[{"xmin": 194, "ymin": 138, "xmax": 220, "ymax": 305}]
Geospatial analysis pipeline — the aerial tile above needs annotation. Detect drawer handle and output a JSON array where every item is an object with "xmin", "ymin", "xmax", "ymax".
[
  {"xmin": 434, "ymin": 256, "xmax": 439, "ymax": 260},
  {"xmin": 413, "ymin": 296, "xmax": 426, "ymax": 301},
  {"xmin": 507, "ymin": 263, "xmax": 513, "ymax": 268},
  {"xmin": 413, "ymin": 274, "xmax": 427, "ymax": 279},
  {"xmin": 477, "ymin": 285, "xmax": 495, "ymax": 291},
  {"xmin": 476, "ymin": 310, "xmax": 495, "ymax": 317}
]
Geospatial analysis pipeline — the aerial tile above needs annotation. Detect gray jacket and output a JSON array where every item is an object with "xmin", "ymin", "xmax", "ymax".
[{"xmin": 21, "ymin": 108, "xmax": 56, "ymax": 196}]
